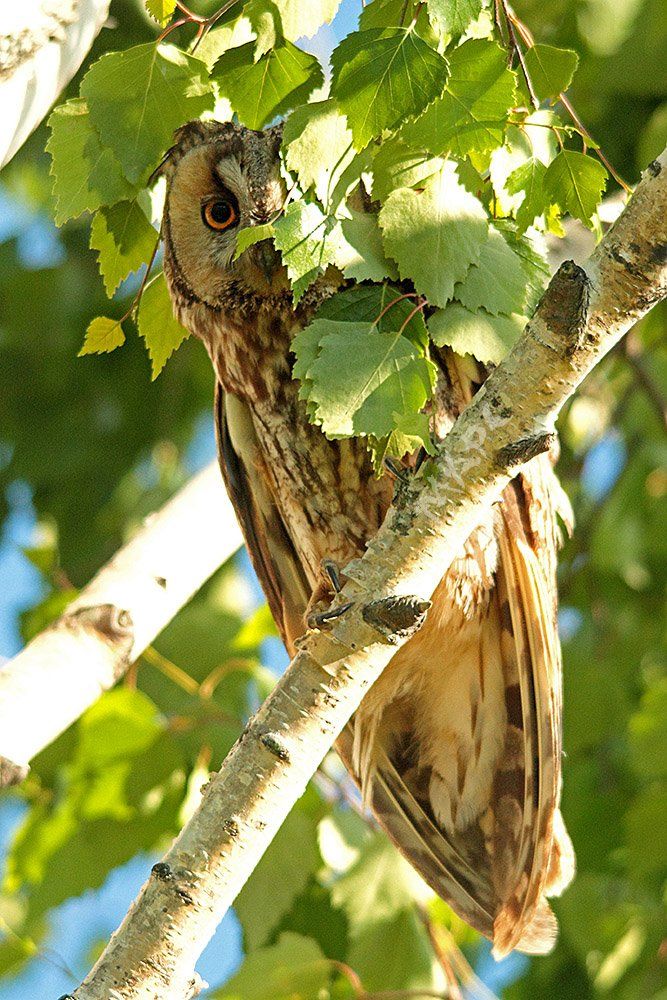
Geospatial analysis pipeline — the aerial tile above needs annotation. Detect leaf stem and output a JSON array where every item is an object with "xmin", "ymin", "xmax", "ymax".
[
  {"xmin": 506, "ymin": 6, "xmax": 632, "ymax": 192},
  {"xmin": 498, "ymin": 0, "xmax": 539, "ymax": 109}
]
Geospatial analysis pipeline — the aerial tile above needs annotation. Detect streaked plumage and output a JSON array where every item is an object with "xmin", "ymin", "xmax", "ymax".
[{"xmin": 160, "ymin": 119, "xmax": 575, "ymax": 957}]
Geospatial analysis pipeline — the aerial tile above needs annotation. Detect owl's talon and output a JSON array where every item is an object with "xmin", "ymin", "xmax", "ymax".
[
  {"xmin": 383, "ymin": 457, "xmax": 411, "ymax": 482},
  {"xmin": 322, "ymin": 558, "xmax": 342, "ymax": 594},
  {"xmin": 308, "ymin": 601, "xmax": 354, "ymax": 629}
]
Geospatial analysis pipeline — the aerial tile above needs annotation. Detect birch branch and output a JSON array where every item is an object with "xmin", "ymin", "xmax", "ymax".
[
  {"xmin": 0, "ymin": 463, "xmax": 242, "ymax": 786},
  {"xmin": 0, "ymin": 0, "xmax": 111, "ymax": 169},
  {"xmin": 70, "ymin": 154, "xmax": 667, "ymax": 1000}
]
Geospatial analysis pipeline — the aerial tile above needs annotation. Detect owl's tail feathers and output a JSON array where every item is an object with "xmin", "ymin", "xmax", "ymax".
[
  {"xmin": 492, "ymin": 810, "xmax": 576, "ymax": 957},
  {"xmin": 490, "ymin": 522, "xmax": 576, "ymax": 959}
]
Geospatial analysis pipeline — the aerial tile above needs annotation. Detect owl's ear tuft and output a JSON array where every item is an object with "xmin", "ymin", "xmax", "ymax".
[{"xmin": 150, "ymin": 120, "xmax": 242, "ymax": 186}]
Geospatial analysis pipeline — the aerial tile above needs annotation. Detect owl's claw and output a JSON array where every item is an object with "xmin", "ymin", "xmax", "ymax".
[
  {"xmin": 307, "ymin": 601, "xmax": 355, "ymax": 629},
  {"xmin": 322, "ymin": 558, "xmax": 342, "ymax": 594}
]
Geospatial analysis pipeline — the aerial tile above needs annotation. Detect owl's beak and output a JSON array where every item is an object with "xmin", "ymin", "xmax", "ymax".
[{"xmin": 254, "ymin": 239, "xmax": 281, "ymax": 286}]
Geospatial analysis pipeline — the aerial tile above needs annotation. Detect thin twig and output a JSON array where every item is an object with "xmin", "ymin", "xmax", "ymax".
[{"xmin": 498, "ymin": 0, "xmax": 538, "ymax": 109}]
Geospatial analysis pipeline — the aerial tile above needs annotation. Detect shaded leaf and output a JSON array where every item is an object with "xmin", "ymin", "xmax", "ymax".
[
  {"xmin": 429, "ymin": 302, "xmax": 525, "ymax": 363},
  {"xmin": 212, "ymin": 933, "xmax": 330, "ymax": 999},
  {"xmin": 524, "ymin": 44, "xmax": 579, "ymax": 101},
  {"xmin": 81, "ymin": 44, "xmax": 213, "ymax": 185},
  {"xmin": 453, "ymin": 224, "xmax": 527, "ymax": 315},
  {"xmin": 90, "ymin": 200, "xmax": 157, "ymax": 296},
  {"xmin": 543, "ymin": 150, "xmax": 608, "ymax": 228}
]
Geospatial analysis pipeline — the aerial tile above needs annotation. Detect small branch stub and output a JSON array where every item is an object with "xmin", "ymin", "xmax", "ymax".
[{"xmin": 362, "ymin": 595, "xmax": 432, "ymax": 643}]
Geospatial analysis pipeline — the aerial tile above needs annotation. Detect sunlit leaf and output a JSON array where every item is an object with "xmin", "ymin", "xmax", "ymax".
[{"xmin": 330, "ymin": 27, "xmax": 449, "ymax": 149}]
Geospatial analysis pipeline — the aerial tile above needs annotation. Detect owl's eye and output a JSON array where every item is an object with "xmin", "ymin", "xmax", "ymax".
[{"xmin": 202, "ymin": 199, "xmax": 238, "ymax": 231}]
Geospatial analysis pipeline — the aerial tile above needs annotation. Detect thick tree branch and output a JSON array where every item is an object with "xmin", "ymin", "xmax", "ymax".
[
  {"xmin": 0, "ymin": 463, "xmax": 242, "ymax": 786},
  {"xmin": 0, "ymin": 0, "xmax": 110, "ymax": 169},
  {"xmin": 69, "ymin": 153, "xmax": 666, "ymax": 999}
]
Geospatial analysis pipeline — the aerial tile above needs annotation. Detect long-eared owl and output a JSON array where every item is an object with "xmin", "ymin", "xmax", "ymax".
[{"xmin": 159, "ymin": 118, "xmax": 575, "ymax": 958}]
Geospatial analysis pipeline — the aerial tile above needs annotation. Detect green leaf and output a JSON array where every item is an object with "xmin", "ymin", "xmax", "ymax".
[
  {"xmin": 137, "ymin": 273, "xmax": 190, "ymax": 379},
  {"xmin": 90, "ymin": 201, "xmax": 157, "ymax": 296},
  {"xmin": 212, "ymin": 933, "xmax": 330, "ymax": 999},
  {"xmin": 371, "ymin": 138, "xmax": 443, "ymax": 201},
  {"xmin": 294, "ymin": 318, "xmax": 435, "ymax": 439},
  {"xmin": 235, "ymin": 809, "xmax": 320, "ymax": 950},
  {"xmin": 506, "ymin": 157, "xmax": 549, "ymax": 233},
  {"xmin": 233, "ymin": 223, "xmax": 276, "ymax": 261},
  {"xmin": 453, "ymin": 224, "xmax": 527, "ymax": 316},
  {"xmin": 331, "ymin": 834, "xmax": 430, "ymax": 930},
  {"xmin": 283, "ymin": 100, "xmax": 355, "ymax": 207},
  {"xmin": 339, "ymin": 210, "xmax": 400, "ymax": 283},
  {"xmin": 379, "ymin": 162, "xmax": 488, "ymax": 307},
  {"xmin": 400, "ymin": 39, "xmax": 516, "ymax": 157},
  {"xmin": 425, "ymin": 0, "xmax": 485, "ymax": 38},
  {"xmin": 212, "ymin": 41, "xmax": 323, "ymax": 131},
  {"xmin": 46, "ymin": 99, "xmax": 135, "ymax": 226},
  {"xmin": 273, "ymin": 201, "xmax": 345, "ymax": 302},
  {"xmin": 428, "ymin": 303, "xmax": 525, "ymax": 363},
  {"xmin": 145, "ymin": 0, "xmax": 176, "ymax": 26},
  {"xmin": 317, "ymin": 283, "xmax": 429, "ymax": 345},
  {"xmin": 330, "ymin": 28, "xmax": 449, "ymax": 150},
  {"xmin": 524, "ymin": 44, "xmax": 579, "ymax": 101},
  {"xmin": 250, "ymin": 0, "xmax": 342, "ymax": 40},
  {"xmin": 78, "ymin": 316, "xmax": 126, "ymax": 356},
  {"xmin": 81, "ymin": 43, "xmax": 214, "ymax": 185},
  {"xmin": 348, "ymin": 908, "xmax": 437, "ymax": 993},
  {"xmin": 543, "ymin": 150, "xmax": 608, "ymax": 229}
]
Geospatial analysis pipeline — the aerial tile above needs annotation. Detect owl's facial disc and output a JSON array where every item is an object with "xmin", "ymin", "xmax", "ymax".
[{"xmin": 163, "ymin": 128, "xmax": 287, "ymax": 305}]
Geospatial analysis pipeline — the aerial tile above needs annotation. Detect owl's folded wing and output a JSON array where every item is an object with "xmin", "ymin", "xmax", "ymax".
[{"xmin": 215, "ymin": 383, "xmax": 310, "ymax": 649}]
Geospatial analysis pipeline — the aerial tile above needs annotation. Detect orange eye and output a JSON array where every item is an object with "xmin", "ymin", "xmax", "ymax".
[{"xmin": 202, "ymin": 199, "xmax": 238, "ymax": 231}]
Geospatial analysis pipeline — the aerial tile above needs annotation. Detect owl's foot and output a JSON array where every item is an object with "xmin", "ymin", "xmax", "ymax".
[
  {"xmin": 307, "ymin": 601, "xmax": 355, "ymax": 629},
  {"xmin": 306, "ymin": 559, "xmax": 352, "ymax": 628},
  {"xmin": 322, "ymin": 558, "xmax": 342, "ymax": 593}
]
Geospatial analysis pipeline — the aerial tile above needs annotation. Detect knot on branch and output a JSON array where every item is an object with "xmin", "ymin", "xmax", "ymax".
[
  {"xmin": 66, "ymin": 604, "xmax": 135, "ymax": 670},
  {"xmin": 539, "ymin": 259, "xmax": 591, "ymax": 355},
  {"xmin": 362, "ymin": 595, "xmax": 431, "ymax": 644},
  {"xmin": 260, "ymin": 732, "xmax": 291, "ymax": 762},
  {"xmin": 150, "ymin": 863, "xmax": 195, "ymax": 904},
  {"xmin": 495, "ymin": 432, "xmax": 556, "ymax": 470}
]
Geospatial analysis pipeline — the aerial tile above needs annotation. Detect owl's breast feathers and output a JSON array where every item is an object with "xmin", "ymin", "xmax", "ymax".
[{"xmin": 168, "ymin": 267, "xmax": 575, "ymax": 957}]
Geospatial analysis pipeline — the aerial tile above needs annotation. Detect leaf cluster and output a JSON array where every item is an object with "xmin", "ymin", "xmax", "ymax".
[{"xmin": 45, "ymin": 0, "xmax": 610, "ymax": 452}]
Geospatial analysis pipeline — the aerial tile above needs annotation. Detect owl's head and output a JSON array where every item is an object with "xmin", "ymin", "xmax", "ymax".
[{"xmin": 160, "ymin": 120, "xmax": 287, "ymax": 307}]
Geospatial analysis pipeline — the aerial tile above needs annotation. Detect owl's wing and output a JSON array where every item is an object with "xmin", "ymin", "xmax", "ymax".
[
  {"xmin": 337, "ymin": 472, "xmax": 574, "ymax": 957},
  {"xmin": 215, "ymin": 383, "xmax": 310, "ymax": 648}
]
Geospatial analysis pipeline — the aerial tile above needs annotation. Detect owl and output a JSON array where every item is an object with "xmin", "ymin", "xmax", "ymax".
[{"xmin": 159, "ymin": 119, "xmax": 575, "ymax": 958}]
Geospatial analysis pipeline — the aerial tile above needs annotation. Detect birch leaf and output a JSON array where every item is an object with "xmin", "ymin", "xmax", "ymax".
[
  {"xmin": 543, "ymin": 149, "xmax": 608, "ymax": 228},
  {"xmin": 137, "ymin": 274, "xmax": 190, "ymax": 379},
  {"xmin": 330, "ymin": 28, "xmax": 449, "ymax": 149},
  {"xmin": 90, "ymin": 201, "xmax": 157, "ymax": 297},
  {"xmin": 81, "ymin": 44, "xmax": 213, "ymax": 185},
  {"xmin": 379, "ymin": 162, "xmax": 488, "ymax": 306}
]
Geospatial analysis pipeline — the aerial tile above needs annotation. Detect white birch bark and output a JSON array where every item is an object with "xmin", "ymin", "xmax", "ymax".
[
  {"xmin": 69, "ymin": 152, "xmax": 667, "ymax": 1000},
  {"xmin": 0, "ymin": 463, "xmax": 242, "ymax": 785},
  {"xmin": 0, "ymin": 0, "xmax": 110, "ymax": 169}
]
